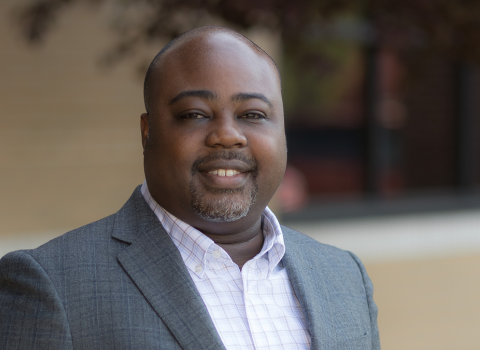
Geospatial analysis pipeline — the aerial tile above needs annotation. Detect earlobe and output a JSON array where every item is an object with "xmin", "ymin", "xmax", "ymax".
[{"xmin": 140, "ymin": 113, "xmax": 150, "ymax": 151}]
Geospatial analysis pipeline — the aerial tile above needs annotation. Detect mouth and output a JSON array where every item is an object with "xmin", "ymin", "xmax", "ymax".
[
  {"xmin": 199, "ymin": 166, "xmax": 250, "ymax": 189},
  {"xmin": 207, "ymin": 169, "xmax": 241, "ymax": 177},
  {"xmin": 193, "ymin": 156, "xmax": 257, "ymax": 189},
  {"xmin": 189, "ymin": 151, "xmax": 259, "ymax": 222}
]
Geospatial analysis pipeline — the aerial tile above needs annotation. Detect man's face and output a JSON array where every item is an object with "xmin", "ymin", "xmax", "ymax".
[{"xmin": 142, "ymin": 33, "xmax": 287, "ymax": 235}]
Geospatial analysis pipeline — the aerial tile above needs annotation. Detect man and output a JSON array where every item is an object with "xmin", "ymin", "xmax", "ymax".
[{"xmin": 0, "ymin": 26, "xmax": 380, "ymax": 350}]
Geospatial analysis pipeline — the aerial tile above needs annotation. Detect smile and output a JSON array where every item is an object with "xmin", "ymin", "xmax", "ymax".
[
  {"xmin": 193, "ymin": 155, "xmax": 257, "ymax": 189},
  {"xmin": 208, "ymin": 169, "xmax": 241, "ymax": 177}
]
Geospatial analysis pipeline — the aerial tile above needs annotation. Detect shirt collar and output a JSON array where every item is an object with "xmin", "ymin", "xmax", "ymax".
[{"xmin": 141, "ymin": 180, "xmax": 285, "ymax": 277}]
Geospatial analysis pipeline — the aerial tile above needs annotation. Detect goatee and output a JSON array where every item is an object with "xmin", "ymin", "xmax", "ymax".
[{"xmin": 190, "ymin": 151, "xmax": 258, "ymax": 222}]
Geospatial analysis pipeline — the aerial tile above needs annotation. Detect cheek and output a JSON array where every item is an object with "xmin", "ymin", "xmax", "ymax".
[
  {"xmin": 147, "ymin": 129, "xmax": 199, "ymax": 183},
  {"xmin": 156, "ymin": 143, "xmax": 194, "ymax": 179},
  {"xmin": 251, "ymin": 130, "xmax": 287, "ymax": 184},
  {"xmin": 157, "ymin": 123, "xmax": 200, "ymax": 158}
]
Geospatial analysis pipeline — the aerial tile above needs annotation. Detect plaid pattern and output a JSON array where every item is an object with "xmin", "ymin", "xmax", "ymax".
[{"xmin": 142, "ymin": 181, "xmax": 311, "ymax": 350}]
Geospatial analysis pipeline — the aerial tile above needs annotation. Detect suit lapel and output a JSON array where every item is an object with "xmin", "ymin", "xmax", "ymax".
[
  {"xmin": 282, "ymin": 226, "xmax": 335, "ymax": 350},
  {"xmin": 112, "ymin": 187, "xmax": 226, "ymax": 350}
]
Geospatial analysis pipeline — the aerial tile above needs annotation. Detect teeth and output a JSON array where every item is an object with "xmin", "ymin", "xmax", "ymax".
[{"xmin": 208, "ymin": 169, "xmax": 240, "ymax": 177}]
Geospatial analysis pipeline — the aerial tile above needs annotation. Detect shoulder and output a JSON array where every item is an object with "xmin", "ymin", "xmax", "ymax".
[
  {"xmin": 0, "ymin": 213, "xmax": 119, "ymax": 276},
  {"xmin": 0, "ymin": 217, "xmax": 122, "ymax": 349},
  {"xmin": 2, "ymin": 186, "xmax": 148, "ymax": 266},
  {"xmin": 0, "ymin": 211, "xmax": 133, "ymax": 318},
  {"xmin": 281, "ymin": 224, "xmax": 357, "ymax": 263},
  {"xmin": 34, "ymin": 214, "xmax": 116, "ymax": 257},
  {"xmin": 280, "ymin": 225, "xmax": 379, "ymax": 346},
  {"xmin": 280, "ymin": 224, "xmax": 376, "ymax": 313},
  {"xmin": 280, "ymin": 224, "xmax": 371, "ymax": 287}
]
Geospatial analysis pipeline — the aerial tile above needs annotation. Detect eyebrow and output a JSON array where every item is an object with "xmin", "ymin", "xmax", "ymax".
[
  {"xmin": 169, "ymin": 90, "xmax": 218, "ymax": 105},
  {"xmin": 168, "ymin": 90, "xmax": 273, "ymax": 108},
  {"xmin": 231, "ymin": 92, "xmax": 273, "ymax": 108}
]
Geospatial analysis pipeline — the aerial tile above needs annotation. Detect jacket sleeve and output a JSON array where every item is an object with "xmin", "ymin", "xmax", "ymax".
[
  {"xmin": 348, "ymin": 251, "xmax": 381, "ymax": 350},
  {"xmin": 0, "ymin": 250, "xmax": 73, "ymax": 350}
]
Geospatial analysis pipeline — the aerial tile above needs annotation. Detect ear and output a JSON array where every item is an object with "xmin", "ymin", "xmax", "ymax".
[{"xmin": 140, "ymin": 113, "xmax": 149, "ymax": 151}]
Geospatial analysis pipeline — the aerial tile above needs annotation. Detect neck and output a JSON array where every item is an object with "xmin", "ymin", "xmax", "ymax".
[{"xmin": 203, "ymin": 217, "xmax": 264, "ymax": 270}]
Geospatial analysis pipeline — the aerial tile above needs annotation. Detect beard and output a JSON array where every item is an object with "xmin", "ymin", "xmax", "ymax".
[
  {"xmin": 190, "ymin": 184, "xmax": 258, "ymax": 222},
  {"xmin": 190, "ymin": 151, "xmax": 258, "ymax": 222}
]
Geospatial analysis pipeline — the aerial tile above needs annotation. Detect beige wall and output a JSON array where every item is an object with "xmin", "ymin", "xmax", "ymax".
[
  {"xmin": 0, "ymin": 0, "xmax": 147, "ymax": 235},
  {"xmin": 367, "ymin": 254, "xmax": 480, "ymax": 350}
]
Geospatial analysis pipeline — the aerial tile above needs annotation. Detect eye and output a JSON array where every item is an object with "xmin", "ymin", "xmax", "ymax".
[
  {"xmin": 180, "ymin": 112, "xmax": 208, "ymax": 119},
  {"xmin": 239, "ymin": 112, "xmax": 266, "ymax": 119}
]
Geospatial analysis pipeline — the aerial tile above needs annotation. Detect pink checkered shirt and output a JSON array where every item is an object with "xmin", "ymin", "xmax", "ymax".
[{"xmin": 141, "ymin": 181, "xmax": 311, "ymax": 349}]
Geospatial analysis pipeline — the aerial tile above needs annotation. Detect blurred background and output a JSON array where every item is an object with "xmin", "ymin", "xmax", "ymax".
[{"xmin": 1, "ymin": 0, "xmax": 480, "ymax": 349}]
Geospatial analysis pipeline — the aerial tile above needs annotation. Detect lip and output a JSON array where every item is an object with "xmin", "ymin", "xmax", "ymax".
[
  {"xmin": 199, "ymin": 171, "xmax": 249, "ymax": 188},
  {"xmin": 195, "ymin": 160, "xmax": 253, "ymax": 189},
  {"xmin": 196, "ymin": 160, "xmax": 253, "ymax": 174}
]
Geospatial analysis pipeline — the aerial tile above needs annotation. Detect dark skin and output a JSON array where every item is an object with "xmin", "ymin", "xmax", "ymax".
[
  {"xmin": 141, "ymin": 31, "xmax": 287, "ymax": 269},
  {"xmin": 210, "ymin": 219, "xmax": 264, "ymax": 269}
]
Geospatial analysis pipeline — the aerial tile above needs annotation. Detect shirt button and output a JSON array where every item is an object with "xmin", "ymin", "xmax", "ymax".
[
  {"xmin": 195, "ymin": 265, "xmax": 202, "ymax": 273},
  {"xmin": 212, "ymin": 251, "xmax": 221, "ymax": 259}
]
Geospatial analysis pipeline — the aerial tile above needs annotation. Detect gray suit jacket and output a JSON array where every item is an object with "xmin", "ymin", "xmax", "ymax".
[{"xmin": 0, "ymin": 187, "xmax": 380, "ymax": 350}]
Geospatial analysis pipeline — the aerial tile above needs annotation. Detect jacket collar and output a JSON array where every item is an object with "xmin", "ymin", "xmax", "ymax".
[
  {"xmin": 112, "ymin": 186, "xmax": 226, "ymax": 350},
  {"xmin": 282, "ymin": 226, "xmax": 335, "ymax": 350}
]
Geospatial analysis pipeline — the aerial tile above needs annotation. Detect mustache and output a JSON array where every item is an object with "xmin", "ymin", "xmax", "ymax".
[{"xmin": 191, "ymin": 150, "xmax": 258, "ymax": 175}]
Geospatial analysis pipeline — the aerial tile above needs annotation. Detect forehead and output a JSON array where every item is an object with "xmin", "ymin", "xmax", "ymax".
[{"xmin": 152, "ymin": 33, "xmax": 281, "ymax": 102}]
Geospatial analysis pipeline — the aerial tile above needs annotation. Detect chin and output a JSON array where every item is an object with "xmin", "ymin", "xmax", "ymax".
[{"xmin": 190, "ymin": 183, "xmax": 258, "ymax": 223}]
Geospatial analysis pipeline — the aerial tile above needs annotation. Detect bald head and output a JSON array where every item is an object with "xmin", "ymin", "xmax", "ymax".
[{"xmin": 143, "ymin": 26, "xmax": 280, "ymax": 115}]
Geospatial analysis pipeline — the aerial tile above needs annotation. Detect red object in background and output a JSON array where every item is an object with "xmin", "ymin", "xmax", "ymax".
[
  {"xmin": 277, "ymin": 160, "xmax": 365, "ymax": 213},
  {"xmin": 379, "ymin": 168, "xmax": 404, "ymax": 198},
  {"xmin": 277, "ymin": 165, "xmax": 308, "ymax": 213}
]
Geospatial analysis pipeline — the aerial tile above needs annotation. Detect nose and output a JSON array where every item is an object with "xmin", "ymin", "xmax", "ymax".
[{"xmin": 205, "ymin": 115, "xmax": 247, "ymax": 148}]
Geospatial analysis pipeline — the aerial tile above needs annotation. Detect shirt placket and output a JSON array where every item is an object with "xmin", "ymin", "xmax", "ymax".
[
  {"xmin": 206, "ymin": 246, "xmax": 242, "ymax": 290},
  {"xmin": 206, "ymin": 248, "xmax": 255, "ymax": 350},
  {"xmin": 242, "ymin": 257, "xmax": 271, "ymax": 350}
]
